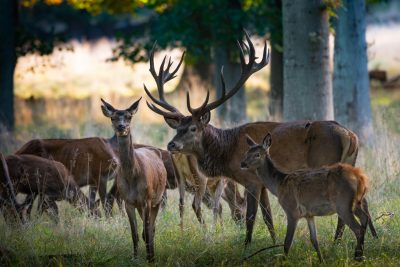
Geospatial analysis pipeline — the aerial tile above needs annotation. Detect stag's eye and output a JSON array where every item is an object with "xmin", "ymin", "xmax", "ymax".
[
  {"xmin": 189, "ymin": 126, "xmax": 197, "ymax": 132},
  {"xmin": 125, "ymin": 115, "xmax": 132, "ymax": 120}
]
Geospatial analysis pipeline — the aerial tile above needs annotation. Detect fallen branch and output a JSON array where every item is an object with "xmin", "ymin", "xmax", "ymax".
[
  {"xmin": 243, "ymin": 244, "xmax": 284, "ymax": 261},
  {"xmin": 374, "ymin": 211, "xmax": 394, "ymax": 222}
]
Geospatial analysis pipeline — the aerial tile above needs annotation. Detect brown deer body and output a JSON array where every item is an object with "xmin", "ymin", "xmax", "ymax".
[
  {"xmin": 15, "ymin": 137, "xmax": 117, "ymax": 216},
  {"xmin": 101, "ymin": 98, "xmax": 166, "ymax": 262},
  {"xmin": 241, "ymin": 134, "xmax": 371, "ymax": 261},
  {"xmin": 0, "ymin": 153, "xmax": 92, "ymax": 222},
  {"xmin": 144, "ymin": 32, "xmax": 376, "ymax": 245}
]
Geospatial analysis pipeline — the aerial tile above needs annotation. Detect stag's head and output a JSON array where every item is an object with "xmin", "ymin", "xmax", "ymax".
[
  {"xmin": 145, "ymin": 32, "xmax": 269, "ymax": 154},
  {"xmin": 101, "ymin": 98, "xmax": 142, "ymax": 137},
  {"xmin": 240, "ymin": 133, "xmax": 272, "ymax": 171}
]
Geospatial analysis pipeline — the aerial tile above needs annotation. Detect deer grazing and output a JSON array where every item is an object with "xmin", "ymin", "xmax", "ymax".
[
  {"xmin": 241, "ymin": 133, "xmax": 372, "ymax": 261},
  {"xmin": 0, "ymin": 153, "xmax": 94, "ymax": 223},
  {"xmin": 101, "ymin": 97, "xmax": 166, "ymax": 262},
  {"xmin": 144, "ymin": 31, "xmax": 376, "ymax": 245},
  {"xmin": 15, "ymin": 137, "xmax": 118, "ymax": 216}
]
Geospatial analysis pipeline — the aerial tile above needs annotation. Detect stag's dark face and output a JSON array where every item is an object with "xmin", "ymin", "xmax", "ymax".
[
  {"xmin": 165, "ymin": 112, "xmax": 210, "ymax": 154},
  {"xmin": 240, "ymin": 134, "xmax": 272, "ymax": 171},
  {"xmin": 101, "ymin": 98, "xmax": 141, "ymax": 137}
]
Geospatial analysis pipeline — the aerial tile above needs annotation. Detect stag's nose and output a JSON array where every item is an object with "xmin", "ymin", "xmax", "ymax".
[
  {"xmin": 117, "ymin": 124, "xmax": 125, "ymax": 131},
  {"xmin": 240, "ymin": 162, "xmax": 248, "ymax": 169},
  {"xmin": 167, "ymin": 141, "xmax": 176, "ymax": 151}
]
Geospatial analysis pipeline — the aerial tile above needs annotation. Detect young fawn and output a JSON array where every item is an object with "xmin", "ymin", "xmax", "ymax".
[
  {"xmin": 241, "ymin": 133, "xmax": 372, "ymax": 261},
  {"xmin": 101, "ymin": 98, "xmax": 167, "ymax": 262}
]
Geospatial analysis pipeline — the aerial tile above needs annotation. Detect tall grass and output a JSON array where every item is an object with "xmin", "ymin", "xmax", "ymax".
[{"xmin": 1, "ymin": 93, "xmax": 400, "ymax": 266}]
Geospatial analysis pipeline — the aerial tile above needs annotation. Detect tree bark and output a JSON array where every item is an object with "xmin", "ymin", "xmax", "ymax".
[
  {"xmin": 0, "ymin": 0, "xmax": 17, "ymax": 131},
  {"xmin": 333, "ymin": 0, "xmax": 373, "ymax": 141},
  {"xmin": 213, "ymin": 46, "xmax": 247, "ymax": 125},
  {"xmin": 282, "ymin": 0, "xmax": 334, "ymax": 121},
  {"xmin": 269, "ymin": 45, "xmax": 283, "ymax": 120}
]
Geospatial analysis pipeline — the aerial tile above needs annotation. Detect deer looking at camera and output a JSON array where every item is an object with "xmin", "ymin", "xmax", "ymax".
[
  {"xmin": 241, "ymin": 134, "xmax": 371, "ymax": 261},
  {"xmin": 0, "ymin": 153, "xmax": 94, "ymax": 223},
  {"xmin": 144, "ymin": 31, "xmax": 376, "ymax": 245},
  {"xmin": 101, "ymin": 98, "xmax": 166, "ymax": 262}
]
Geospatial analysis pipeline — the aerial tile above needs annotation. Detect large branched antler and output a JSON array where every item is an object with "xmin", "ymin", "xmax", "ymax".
[
  {"xmin": 187, "ymin": 30, "xmax": 270, "ymax": 118},
  {"xmin": 144, "ymin": 42, "xmax": 186, "ymax": 120}
]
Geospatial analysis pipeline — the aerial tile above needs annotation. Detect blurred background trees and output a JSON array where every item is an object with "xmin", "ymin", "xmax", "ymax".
[{"xmin": 1, "ymin": 0, "xmax": 398, "ymax": 143}]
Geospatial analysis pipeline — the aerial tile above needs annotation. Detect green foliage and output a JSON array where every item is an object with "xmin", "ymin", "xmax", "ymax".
[{"xmin": 112, "ymin": 0, "xmax": 283, "ymax": 64}]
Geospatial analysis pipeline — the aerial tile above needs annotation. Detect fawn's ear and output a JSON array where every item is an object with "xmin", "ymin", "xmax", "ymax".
[
  {"xmin": 164, "ymin": 117, "xmax": 181, "ymax": 129},
  {"xmin": 127, "ymin": 97, "xmax": 142, "ymax": 115},
  {"xmin": 246, "ymin": 134, "xmax": 257, "ymax": 147},
  {"xmin": 101, "ymin": 98, "xmax": 115, "ymax": 118},
  {"xmin": 262, "ymin": 133, "xmax": 272, "ymax": 149}
]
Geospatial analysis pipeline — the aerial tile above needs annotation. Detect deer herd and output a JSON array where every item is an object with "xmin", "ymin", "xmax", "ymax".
[{"xmin": 0, "ymin": 32, "xmax": 377, "ymax": 262}]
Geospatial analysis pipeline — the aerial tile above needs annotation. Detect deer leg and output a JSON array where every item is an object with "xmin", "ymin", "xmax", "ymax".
[
  {"xmin": 284, "ymin": 215, "xmax": 298, "ymax": 257},
  {"xmin": 192, "ymin": 173, "xmax": 207, "ymax": 225},
  {"xmin": 22, "ymin": 193, "xmax": 36, "ymax": 221},
  {"xmin": 88, "ymin": 185, "xmax": 97, "ymax": 215},
  {"xmin": 362, "ymin": 198, "xmax": 377, "ymax": 238},
  {"xmin": 244, "ymin": 186, "xmax": 261, "ymax": 246},
  {"xmin": 98, "ymin": 178, "xmax": 111, "ymax": 217},
  {"xmin": 148, "ymin": 203, "xmax": 161, "ymax": 262},
  {"xmin": 260, "ymin": 187, "xmax": 276, "ymax": 244},
  {"xmin": 143, "ymin": 206, "xmax": 154, "ymax": 262},
  {"xmin": 125, "ymin": 203, "xmax": 139, "ymax": 259},
  {"xmin": 306, "ymin": 217, "xmax": 323, "ymax": 262},
  {"xmin": 213, "ymin": 178, "xmax": 225, "ymax": 227},
  {"xmin": 337, "ymin": 208, "xmax": 365, "ymax": 260},
  {"xmin": 334, "ymin": 217, "xmax": 346, "ymax": 241},
  {"xmin": 106, "ymin": 181, "xmax": 117, "ymax": 214},
  {"xmin": 160, "ymin": 190, "xmax": 167, "ymax": 212}
]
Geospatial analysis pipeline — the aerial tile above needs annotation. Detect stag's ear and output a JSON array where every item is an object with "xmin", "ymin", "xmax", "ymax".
[
  {"xmin": 246, "ymin": 134, "xmax": 257, "ymax": 147},
  {"xmin": 101, "ymin": 98, "xmax": 115, "ymax": 118},
  {"xmin": 262, "ymin": 133, "xmax": 272, "ymax": 149},
  {"xmin": 127, "ymin": 97, "xmax": 142, "ymax": 115},
  {"xmin": 200, "ymin": 111, "xmax": 211, "ymax": 125},
  {"xmin": 164, "ymin": 117, "xmax": 181, "ymax": 129}
]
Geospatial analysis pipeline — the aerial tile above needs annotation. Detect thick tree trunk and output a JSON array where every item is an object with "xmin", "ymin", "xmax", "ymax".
[
  {"xmin": 333, "ymin": 0, "xmax": 373, "ymax": 141},
  {"xmin": 175, "ymin": 60, "xmax": 213, "ymax": 110},
  {"xmin": 282, "ymin": 0, "xmax": 333, "ymax": 121},
  {"xmin": 269, "ymin": 45, "xmax": 283, "ymax": 120},
  {"xmin": 213, "ymin": 46, "xmax": 246, "ymax": 125},
  {"xmin": 0, "ymin": 0, "xmax": 17, "ymax": 131}
]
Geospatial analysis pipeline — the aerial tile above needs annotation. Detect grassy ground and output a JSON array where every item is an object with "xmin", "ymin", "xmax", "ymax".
[{"xmin": 1, "ymin": 88, "xmax": 400, "ymax": 266}]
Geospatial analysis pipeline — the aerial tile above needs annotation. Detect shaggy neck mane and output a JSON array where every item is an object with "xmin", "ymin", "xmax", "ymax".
[{"xmin": 196, "ymin": 124, "xmax": 241, "ymax": 177}]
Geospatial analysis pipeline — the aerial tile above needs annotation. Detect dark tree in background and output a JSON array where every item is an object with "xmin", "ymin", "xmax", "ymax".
[
  {"xmin": 333, "ymin": 0, "xmax": 373, "ymax": 141},
  {"xmin": 0, "ymin": 0, "xmax": 17, "ymax": 131},
  {"xmin": 282, "ymin": 0, "xmax": 334, "ymax": 121}
]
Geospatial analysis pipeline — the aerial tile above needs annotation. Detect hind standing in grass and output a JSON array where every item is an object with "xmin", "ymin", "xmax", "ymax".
[
  {"xmin": 101, "ymin": 98, "xmax": 167, "ymax": 263},
  {"xmin": 241, "ymin": 133, "xmax": 372, "ymax": 261}
]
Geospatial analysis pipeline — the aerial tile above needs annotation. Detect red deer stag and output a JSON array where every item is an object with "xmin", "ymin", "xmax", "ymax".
[
  {"xmin": 101, "ymin": 98, "xmax": 166, "ymax": 262},
  {"xmin": 0, "ymin": 153, "xmax": 94, "ymax": 222},
  {"xmin": 241, "ymin": 134, "xmax": 371, "ymax": 261},
  {"xmin": 144, "ymin": 31, "xmax": 376, "ymax": 245}
]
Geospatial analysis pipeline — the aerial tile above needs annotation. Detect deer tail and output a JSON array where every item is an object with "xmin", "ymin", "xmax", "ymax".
[
  {"xmin": 352, "ymin": 167, "xmax": 370, "ymax": 210},
  {"xmin": 340, "ymin": 129, "xmax": 359, "ymax": 166}
]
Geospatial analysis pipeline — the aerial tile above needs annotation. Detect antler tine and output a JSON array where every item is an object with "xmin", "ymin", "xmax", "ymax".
[
  {"xmin": 144, "ymin": 42, "xmax": 185, "ymax": 118},
  {"xmin": 146, "ymin": 101, "xmax": 182, "ymax": 120},
  {"xmin": 195, "ymin": 31, "xmax": 269, "ymax": 114},
  {"xmin": 186, "ymin": 90, "xmax": 210, "ymax": 115}
]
